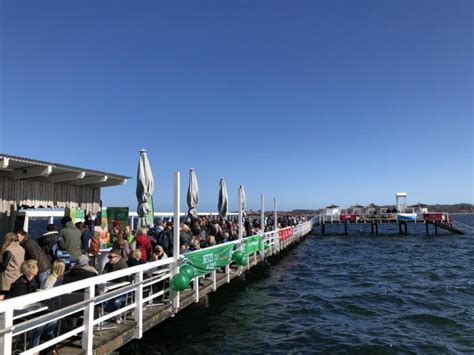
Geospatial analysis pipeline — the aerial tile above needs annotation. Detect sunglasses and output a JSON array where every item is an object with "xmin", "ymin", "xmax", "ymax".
[{"xmin": 108, "ymin": 255, "xmax": 119, "ymax": 259}]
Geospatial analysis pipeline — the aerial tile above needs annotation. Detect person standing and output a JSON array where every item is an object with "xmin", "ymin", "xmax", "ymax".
[
  {"xmin": 58, "ymin": 216, "xmax": 83, "ymax": 261},
  {"xmin": 37, "ymin": 224, "xmax": 59, "ymax": 263},
  {"xmin": 0, "ymin": 232, "xmax": 25, "ymax": 293},
  {"xmin": 16, "ymin": 230, "xmax": 52, "ymax": 286}
]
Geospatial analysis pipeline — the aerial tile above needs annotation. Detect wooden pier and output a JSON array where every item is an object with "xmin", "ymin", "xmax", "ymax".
[
  {"xmin": 313, "ymin": 214, "xmax": 473, "ymax": 236},
  {"xmin": 0, "ymin": 222, "xmax": 313, "ymax": 355}
]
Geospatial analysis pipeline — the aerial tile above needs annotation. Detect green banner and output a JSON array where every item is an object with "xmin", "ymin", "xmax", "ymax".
[
  {"xmin": 184, "ymin": 243, "xmax": 234, "ymax": 276},
  {"xmin": 242, "ymin": 235, "xmax": 263, "ymax": 255}
]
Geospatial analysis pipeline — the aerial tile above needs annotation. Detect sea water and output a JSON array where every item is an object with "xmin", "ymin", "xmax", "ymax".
[{"xmin": 121, "ymin": 215, "xmax": 474, "ymax": 354}]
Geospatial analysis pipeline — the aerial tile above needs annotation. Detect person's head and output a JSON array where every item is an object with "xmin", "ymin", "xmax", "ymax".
[
  {"xmin": 61, "ymin": 216, "xmax": 72, "ymax": 225},
  {"xmin": 21, "ymin": 260, "xmax": 38, "ymax": 279},
  {"xmin": 46, "ymin": 224, "xmax": 57, "ymax": 232},
  {"xmin": 136, "ymin": 227, "xmax": 146, "ymax": 236},
  {"xmin": 52, "ymin": 260, "xmax": 66, "ymax": 277},
  {"xmin": 155, "ymin": 245, "xmax": 164, "ymax": 255},
  {"xmin": 15, "ymin": 229, "xmax": 27, "ymax": 243},
  {"xmin": 108, "ymin": 249, "xmax": 122, "ymax": 264},
  {"xmin": 125, "ymin": 225, "xmax": 132, "ymax": 234},
  {"xmin": 132, "ymin": 249, "xmax": 142, "ymax": 261},
  {"xmin": 1, "ymin": 232, "xmax": 19, "ymax": 254},
  {"xmin": 76, "ymin": 255, "xmax": 90, "ymax": 267},
  {"xmin": 75, "ymin": 221, "xmax": 84, "ymax": 230}
]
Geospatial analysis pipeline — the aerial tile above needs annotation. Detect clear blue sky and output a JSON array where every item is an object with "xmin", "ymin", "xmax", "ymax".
[{"xmin": 0, "ymin": 0, "xmax": 472, "ymax": 212}]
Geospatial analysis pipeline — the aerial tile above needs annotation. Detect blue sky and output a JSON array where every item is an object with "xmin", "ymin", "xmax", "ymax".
[{"xmin": 0, "ymin": 0, "xmax": 472, "ymax": 212}]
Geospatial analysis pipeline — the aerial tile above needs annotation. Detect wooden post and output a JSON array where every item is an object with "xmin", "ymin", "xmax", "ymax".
[
  {"xmin": 404, "ymin": 222, "xmax": 408, "ymax": 235},
  {"xmin": 371, "ymin": 222, "xmax": 374, "ymax": 235},
  {"xmin": 321, "ymin": 222, "xmax": 325, "ymax": 235},
  {"xmin": 435, "ymin": 221, "xmax": 438, "ymax": 235},
  {"xmin": 398, "ymin": 222, "xmax": 402, "ymax": 235},
  {"xmin": 344, "ymin": 222, "xmax": 348, "ymax": 235},
  {"xmin": 375, "ymin": 223, "xmax": 379, "ymax": 235},
  {"xmin": 425, "ymin": 222, "xmax": 429, "ymax": 235}
]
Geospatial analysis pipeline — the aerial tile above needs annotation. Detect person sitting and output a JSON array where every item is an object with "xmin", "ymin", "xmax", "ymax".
[
  {"xmin": 127, "ymin": 249, "xmax": 144, "ymax": 267},
  {"xmin": 5, "ymin": 260, "xmax": 38, "ymax": 299},
  {"xmin": 32, "ymin": 260, "xmax": 66, "ymax": 349},
  {"xmin": 62, "ymin": 255, "xmax": 98, "ymax": 284},
  {"xmin": 151, "ymin": 245, "xmax": 168, "ymax": 261},
  {"xmin": 102, "ymin": 249, "xmax": 129, "ymax": 324}
]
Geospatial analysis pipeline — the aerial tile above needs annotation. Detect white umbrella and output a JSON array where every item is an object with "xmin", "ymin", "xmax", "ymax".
[
  {"xmin": 187, "ymin": 168, "xmax": 199, "ymax": 219},
  {"xmin": 218, "ymin": 178, "xmax": 228, "ymax": 219},
  {"xmin": 136, "ymin": 149, "xmax": 154, "ymax": 228}
]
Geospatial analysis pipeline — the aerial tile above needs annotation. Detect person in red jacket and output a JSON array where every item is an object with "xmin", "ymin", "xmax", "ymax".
[{"xmin": 134, "ymin": 227, "xmax": 151, "ymax": 262}]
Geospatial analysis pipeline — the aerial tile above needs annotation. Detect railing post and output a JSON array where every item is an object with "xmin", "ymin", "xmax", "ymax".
[
  {"xmin": 274, "ymin": 197, "xmax": 279, "ymax": 252},
  {"xmin": 193, "ymin": 277, "xmax": 199, "ymax": 302},
  {"xmin": 171, "ymin": 171, "xmax": 181, "ymax": 311},
  {"xmin": 260, "ymin": 194, "xmax": 265, "ymax": 260},
  {"xmin": 134, "ymin": 270, "xmax": 144, "ymax": 339},
  {"xmin": 0, "ymin": 309, "xmax": 13, "ymax": 354},
  {"xmin": 212, "ymin": 270, "xmax": 217, "ymax": 291},
  {"xmin": 81, "ymin": 285, "xmax": 95, "ymax": 353},
  {"xmin": 225, "ymin": 264, "xmax": 230, "ymax": 283}
]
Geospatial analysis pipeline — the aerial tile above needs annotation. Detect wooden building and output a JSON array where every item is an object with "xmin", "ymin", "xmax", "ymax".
[{"xmin": 0, "ymin": 153, "xmax": 129, "ymax": 237}]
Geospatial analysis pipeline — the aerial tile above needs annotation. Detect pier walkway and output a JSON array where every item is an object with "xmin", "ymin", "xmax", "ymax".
[
  {"xmin": 0, "ymin": 221, "xmax": 314, "ymax": 355},
  {"xmin": 311, "ymin": 213, "xmax": 471, "ymax": 235}
]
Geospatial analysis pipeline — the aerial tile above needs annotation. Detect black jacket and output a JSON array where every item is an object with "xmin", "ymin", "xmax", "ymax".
[
  {"xmin": 6, "ymin": 275, "xmax": 37, "ymax": 299},
  {"xmin": 21, "ymin": 237, "xmax": 52, "ymax": 273},
  {"xmin": 37, "ymin": 231, "xmax": 58, "ymax": 263}
]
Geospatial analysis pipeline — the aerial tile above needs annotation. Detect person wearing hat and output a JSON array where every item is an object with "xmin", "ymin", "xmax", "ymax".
[{"xmin": 63, "ymin": 255, "xmax": 98, "ymax": 284}]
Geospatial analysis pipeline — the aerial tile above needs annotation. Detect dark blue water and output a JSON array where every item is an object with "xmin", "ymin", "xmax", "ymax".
[{"xmin": 121, "ymin": 215, "xmax": 474, "ymax": 354}]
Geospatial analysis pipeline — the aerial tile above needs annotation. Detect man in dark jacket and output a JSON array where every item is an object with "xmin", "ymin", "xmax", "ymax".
[
  {"xmin": 17, "ymin": 230, "xmax": 52, "ymax": 286},
  {"xmin": 58, "ymin": 216, "xmax": 82, "ymax": 260},
  {"xmin": 37, "ymin": 224, "xmax": 58, "ymax": 263},
  {"xmin": 102, "ymin": 249, "xmax": 129, "ymax": 323}
]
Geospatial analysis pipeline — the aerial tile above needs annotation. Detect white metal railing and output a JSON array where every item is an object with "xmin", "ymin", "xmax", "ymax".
[{"xmin": 0, "ymin": 220, "xmax": 313, "ymax": 354}]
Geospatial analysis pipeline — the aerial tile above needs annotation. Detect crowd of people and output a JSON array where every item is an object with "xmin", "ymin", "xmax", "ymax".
[{"xmin": 0, "ymin": 213, "xmax": 305, "ymax": 352}]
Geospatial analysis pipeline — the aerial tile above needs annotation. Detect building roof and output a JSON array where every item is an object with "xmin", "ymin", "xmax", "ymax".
[
  {"xmin": 408, "ymin": 202, "xmax": 428, "ymax": 208},
  {"xmin": 351, "ymin": 204, "xmax": 364, "ymax": 208},
  {"xmin": 326, "ymin": 204, "xmax": 339, "ymax": 208},
  {"xmin": 0, "ymin": 153, "xmax": 129, "ymax": 188},
  {"xmin": 365, "ymin": 203, "xmax": 379, "ymax": 208}
]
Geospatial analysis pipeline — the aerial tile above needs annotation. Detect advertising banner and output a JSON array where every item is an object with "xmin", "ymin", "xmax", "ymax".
[
  {"xmin": 107, "ymin": 207, "xmax": 129, "ymax": 228},
  {"xmin": 242, "ymin": 235, "xmax": 263, "ymax": 255},
  {"xmin": 184, "ymin": 243, "xmax": 234, "ymax": 276},
  {"xmin": 279, "ymin": 227, "xmax": 293, "ymax": 240},
  {"xmin": 65, "ymin": 207, "xmax": 85, "ymax": 224}
]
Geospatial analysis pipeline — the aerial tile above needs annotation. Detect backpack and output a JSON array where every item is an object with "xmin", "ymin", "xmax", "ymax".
[{"xmin": 52, "ymin": 238, "xmax": 73, "ymax": 266}]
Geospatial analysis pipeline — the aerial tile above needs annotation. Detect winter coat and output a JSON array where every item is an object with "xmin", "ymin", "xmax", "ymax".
[
  {"xmin": 5, "ymin": 275, "xmax": 37, "ymax": 299},
  {"xmin": 63, "ymin": 265, "xmax": 98, "ymax": 284},
  {"xmin": 103, "ymin": 258, "xmax": 129, "ymax": 283},
  {"xmin": 37, "ymin": 231, "xmax": 58, "ymax": 263},
  {"xmin": 21, "ymin": 236, "xmax": 51, "ymax": 273},
  {"xmin": 0, "ymin": 241, "xmax": 25, "ymax": 291},
  {"xmin": 135, "ymin": 234, "xmax": 151, "ymax": 262},
  {"xmin": 58, "ymin": 222, "xmax": 82, "ymax": 259}
]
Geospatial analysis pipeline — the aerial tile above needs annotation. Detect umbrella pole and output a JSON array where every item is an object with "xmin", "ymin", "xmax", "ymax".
[
  {"xmin": 172, "ymin": 171, "xmax": 181, "ymax": 311},
  {"xmin": 238, "ymin": 186, "xmax": 243, "ymax": 244}
]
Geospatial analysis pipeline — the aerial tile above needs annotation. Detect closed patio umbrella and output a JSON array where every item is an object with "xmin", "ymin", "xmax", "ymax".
[
  {"xmin": 136, "ymin": 149, "xmax": 154, "ymax": 228},
  {"xmin": 218, "ymin": 178, "xmax": 228, "ymax": 219},
  {"xmin": 187, "ymin": 168, "xmax": 199, "ymax": 219}
]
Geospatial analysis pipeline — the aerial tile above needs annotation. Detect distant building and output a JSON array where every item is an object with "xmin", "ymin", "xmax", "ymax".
[
  {"xmin": 325, "ymin": 204, "xmax": 340, "ymax": 215},
  {"xmin": 409, "ymin": 203, "xmax": 429, "ymax": 214},
  {"xmin": 350, "ymin": 204, "xmax": 364, "ymax": 215},
  {"xmin": 364, "ymin": 203, "xmax": 379, "ymax": 215}
]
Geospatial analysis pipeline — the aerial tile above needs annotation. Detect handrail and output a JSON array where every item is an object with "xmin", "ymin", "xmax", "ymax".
[{"xmin": 0, "ymin": 220, "xmax": 313, "ymax": 354}]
